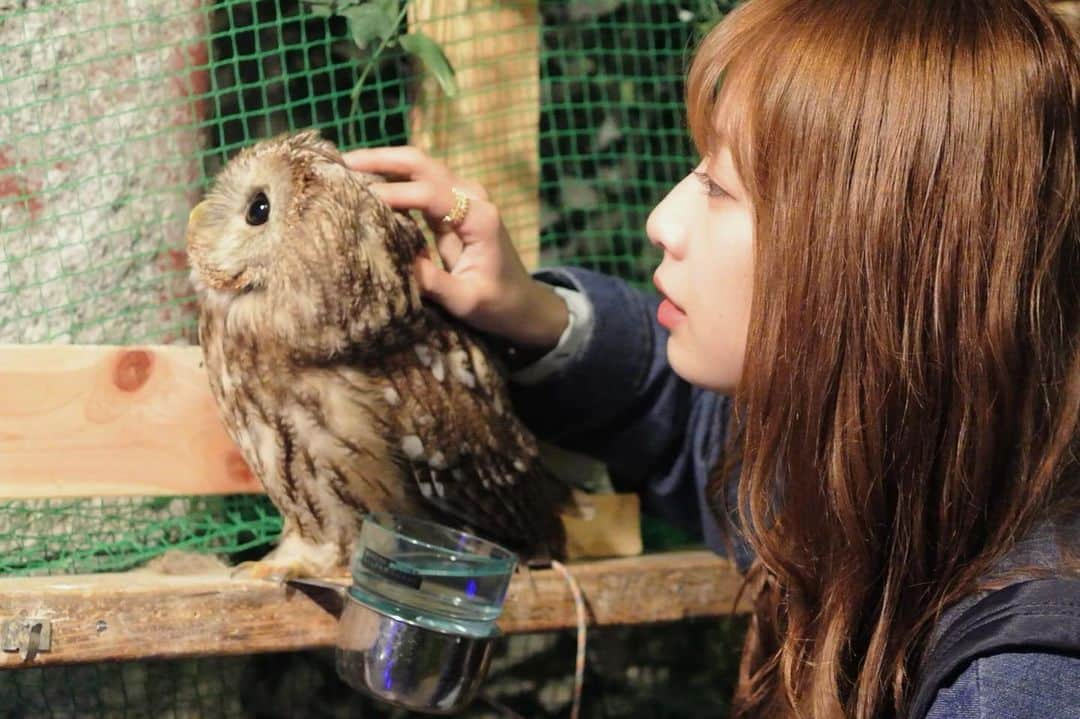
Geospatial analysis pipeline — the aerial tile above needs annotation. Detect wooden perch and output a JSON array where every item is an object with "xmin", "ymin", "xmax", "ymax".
[{"xmin": 0, "ymin": 551, "xmax": 748, "ymax": 667}]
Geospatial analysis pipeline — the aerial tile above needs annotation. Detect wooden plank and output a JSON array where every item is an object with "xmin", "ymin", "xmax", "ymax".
[
  {"xmin": 408, "ymin": 0, "xmax": 541, "ymax": 269},
  {"xmin": 0, "ymin": 551, "xmax": 748, "ymax": 667},
  {"xmin": 0, "ymin": 344, "xmax": 258, "ymax": 499}
]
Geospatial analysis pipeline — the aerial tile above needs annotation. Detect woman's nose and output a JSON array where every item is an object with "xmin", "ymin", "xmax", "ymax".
[{"xmin": 646, "ymin": 176, "xmax": 694, "ymax": 258}]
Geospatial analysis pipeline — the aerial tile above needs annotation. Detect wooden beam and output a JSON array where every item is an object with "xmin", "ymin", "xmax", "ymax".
[
  {"xmin": 0, "ymin": 343, "xmax": 257, "ymax": 499},
  {"xmin": 0, "ymin": 551, "xmax": 747, "ymax": 667}
]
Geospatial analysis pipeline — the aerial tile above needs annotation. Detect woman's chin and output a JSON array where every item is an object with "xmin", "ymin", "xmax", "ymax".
[{"xmin": 666, "ymin": 338, "xmax": 738, "ymax": 394}]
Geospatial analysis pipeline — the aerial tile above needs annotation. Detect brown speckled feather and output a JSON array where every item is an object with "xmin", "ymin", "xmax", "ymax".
[{"xmin": 188, "ymin": 131, "xmax": 568, "ymax": 572}]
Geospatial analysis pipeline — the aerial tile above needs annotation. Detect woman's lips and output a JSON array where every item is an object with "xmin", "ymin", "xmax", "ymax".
[
  {"xmin": 657, "ymin": 297, "xmax": 687, "ymax": 328},
  {"xmin": 653, "ymin": 274, "xmax": 687, "ymax": 329}
]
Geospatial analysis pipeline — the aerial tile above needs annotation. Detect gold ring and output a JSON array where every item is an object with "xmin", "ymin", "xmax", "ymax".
[{"xmin": 441, "ymin": 187, "xmax": 470, "ymax": 228}]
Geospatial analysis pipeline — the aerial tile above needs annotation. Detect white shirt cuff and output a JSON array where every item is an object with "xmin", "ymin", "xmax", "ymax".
[{"xmin": 510, "ymin": 286, "xmax": 595, "ymax": 385}]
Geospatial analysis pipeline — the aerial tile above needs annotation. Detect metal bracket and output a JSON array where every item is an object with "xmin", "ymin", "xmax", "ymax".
[{"xmin": 2, "ymin": 617, "xmax": 52, "ymax": 662}]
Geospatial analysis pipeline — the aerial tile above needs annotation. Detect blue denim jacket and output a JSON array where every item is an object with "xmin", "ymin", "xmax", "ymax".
[{"xmin": 509, "ymin": 267, "xmax": 1080, "ymax": 719}]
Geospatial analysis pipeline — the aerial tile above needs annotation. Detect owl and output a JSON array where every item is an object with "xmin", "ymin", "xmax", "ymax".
[{"xmin": 186, "ymin": 130, "xmax": 569, "ymax": 578}]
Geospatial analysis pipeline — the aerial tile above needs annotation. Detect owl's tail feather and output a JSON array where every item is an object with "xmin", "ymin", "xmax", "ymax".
[{"xmin": 514, "ymin": 460, "xmax": 573, "ymax": 563}]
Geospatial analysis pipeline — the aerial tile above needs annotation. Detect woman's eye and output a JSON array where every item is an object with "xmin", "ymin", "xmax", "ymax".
[
  {"xmin": 245, "ymin": 191, "xmax": 271, "ymax": 226},
  {"xmin": 693, "ymin": 171, "xmax": 728, "ymax": 199}
]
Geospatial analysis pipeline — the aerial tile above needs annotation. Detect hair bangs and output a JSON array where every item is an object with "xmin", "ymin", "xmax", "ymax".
[{"xmin": 685, "ymin": 3, "xmax": 790, "ymax": 203}]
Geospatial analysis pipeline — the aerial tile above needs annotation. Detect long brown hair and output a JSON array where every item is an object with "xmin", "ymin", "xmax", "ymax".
[{"xmin": 690, "ymin": 1, "xmax": 1080, "ymax": 717}]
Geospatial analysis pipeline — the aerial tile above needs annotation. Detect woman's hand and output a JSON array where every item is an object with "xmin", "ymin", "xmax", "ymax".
[{"xmin": 343, "ymin": 146, "xmax": 568, "ymax": 351}]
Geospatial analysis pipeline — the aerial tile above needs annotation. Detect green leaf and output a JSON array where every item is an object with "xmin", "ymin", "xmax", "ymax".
[
  {"xmin": 342, "ymin": 3, "xmax": 399, "ymax": 48},
  {"xmin": 307, "ymin": 2, "xmax": 336, "ymax": 17},
  {"xmin": 399, "ymin": 32, "xmax": 458, "ymax": 97},
  {"xmin": 372, "ymin": 0, "xmax": 400, "ymax": 18}
]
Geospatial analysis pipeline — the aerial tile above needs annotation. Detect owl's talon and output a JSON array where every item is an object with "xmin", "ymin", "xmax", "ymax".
[
  {"xmin": 230, "ymin": 560, "xmax": 297, "ymax": 584},
  {"xmin": 230, "ymin": 535, "xmax": 348, "ymax": 582}
]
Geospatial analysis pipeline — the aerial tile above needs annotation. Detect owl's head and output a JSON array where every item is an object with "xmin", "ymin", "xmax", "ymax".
[{"xmin": 186, "ymin": 130, "xmax": 355, "ymax": 295}]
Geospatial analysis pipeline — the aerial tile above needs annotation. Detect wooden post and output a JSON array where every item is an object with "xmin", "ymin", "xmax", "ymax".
[{"xmin": 408, "ymin": 0, "xmax": 541, "ymax": 269}]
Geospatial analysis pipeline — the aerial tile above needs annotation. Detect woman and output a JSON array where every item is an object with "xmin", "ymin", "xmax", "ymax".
[{"xmin": 345, "ymin": 0, "xmax": 1080, "ymax": 716}]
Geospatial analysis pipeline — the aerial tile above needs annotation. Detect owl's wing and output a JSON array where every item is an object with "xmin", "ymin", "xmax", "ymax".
[{"xmin": 374, "ymin": 317, "xmax": 570, "ymax": 561}]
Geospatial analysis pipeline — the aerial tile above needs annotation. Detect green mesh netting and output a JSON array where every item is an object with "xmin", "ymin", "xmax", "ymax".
[
  {"xmin": 0, "ymin": 495, "xmax": 281, "ymax": 576},
  {"xmin": 0, "ymin": 1, "xmax": 743, "ymax": 716}
]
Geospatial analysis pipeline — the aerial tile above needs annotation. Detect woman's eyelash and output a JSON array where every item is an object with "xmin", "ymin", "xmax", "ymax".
[{"xmin": 693, "ymin": 170, "xmax": 728, "ymax": 198}]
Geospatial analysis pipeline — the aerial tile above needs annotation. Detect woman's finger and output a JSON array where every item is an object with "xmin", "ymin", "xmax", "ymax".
[
  {"xmin": 368, "ymin": 181, "xmax": 438, "ymax": 213},
  {"xmin": 372, "ymin": 181, "xmax": 497, "ymax": 242},
  {"xmin": 343, "ymin": 146, "xmax": 443, "ymax": 182},
  {"xmin": 371, "ymin": 181, "xmax": 463, "ymax": 239},
  {"xmin": 434, "ymin": 229, "xmax": 464, "ymax": 270},
  {"xmin": 346, "ymin": 146, "xmax": 493, "ymax": 204},
  {"xmin": 454, "ymin": 178, "xmax": 490, "ymax": 203},
  {"xmin": 414, "ymin": 255, "xmax": 473, "ymax": 317}
]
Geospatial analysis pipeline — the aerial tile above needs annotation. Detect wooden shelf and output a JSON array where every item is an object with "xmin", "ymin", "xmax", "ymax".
[{"xmin": 0, "ymin": 551, "xmax": 747, "ymax": 668}]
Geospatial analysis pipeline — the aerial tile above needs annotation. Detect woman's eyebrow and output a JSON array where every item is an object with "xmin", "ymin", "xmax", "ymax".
[{"xmin": 709, "ymin": 149, "xmax": 741, "ymax": 184}]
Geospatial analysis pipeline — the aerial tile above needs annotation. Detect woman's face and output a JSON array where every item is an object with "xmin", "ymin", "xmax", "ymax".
[{"xmin": 647, "ymin": 143, "xmax": 754, "ymax": 394}]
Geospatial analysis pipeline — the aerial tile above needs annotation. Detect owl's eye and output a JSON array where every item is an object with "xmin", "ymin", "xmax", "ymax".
[{"xmin": 245, "ymin": 191, "xmax": 271, "ymax": 226}]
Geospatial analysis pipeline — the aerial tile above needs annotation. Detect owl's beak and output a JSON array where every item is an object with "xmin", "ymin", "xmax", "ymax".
[{"xmin": 187, "ymin": 201, "xmax": 207, "ymax": 232}]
